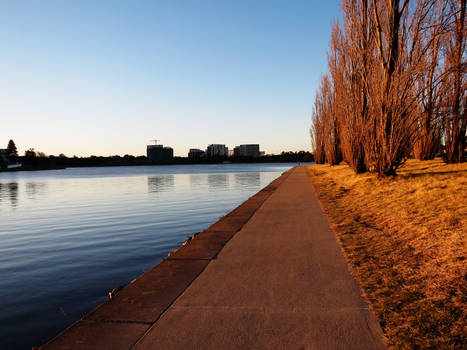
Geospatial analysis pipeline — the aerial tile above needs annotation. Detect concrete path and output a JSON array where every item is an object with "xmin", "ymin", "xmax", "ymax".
[{"xmin": 132, "ymin": 166, "xmax": 385, "ymax": 349}]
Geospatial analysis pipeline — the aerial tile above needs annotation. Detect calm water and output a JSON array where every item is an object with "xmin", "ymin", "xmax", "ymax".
[{"xmin": 0, "ymin": 163, "xmax": 294, "ymax": 350}]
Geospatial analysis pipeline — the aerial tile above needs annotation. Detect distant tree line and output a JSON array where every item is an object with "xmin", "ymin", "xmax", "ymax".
[
  {"xmin": 20, "ymin": 153, "xmax": 153, "ymax": 170},
  {"xmin": 254, "ymin": 151, "xmax": 313, "ymax": 163},
  {"xmin": 194, "ymin": 152, "xmax": 313, "ymax": 164},
  {"xmin": 2, "ymin": 140, "xmax": 313, "ymax": 171},
  {"xmin": 310, "ymin": 0, "xmax": 466, "ymax": 177}
]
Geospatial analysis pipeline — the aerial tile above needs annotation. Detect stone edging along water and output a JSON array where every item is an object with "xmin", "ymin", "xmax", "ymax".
[{"xmin": 38, "ymin": 168, "xmax": 295, "ymax": 350}]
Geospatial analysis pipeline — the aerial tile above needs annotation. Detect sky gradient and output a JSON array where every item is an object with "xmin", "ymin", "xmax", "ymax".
[{"xmin": 1, "ymin": 0, "xmax": 340, "ymax": 157}]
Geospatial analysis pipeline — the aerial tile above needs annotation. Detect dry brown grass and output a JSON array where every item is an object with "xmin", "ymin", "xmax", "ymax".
[{"xmin": 306, "ymin": 158, "xmax": 466, "ymax": 350}]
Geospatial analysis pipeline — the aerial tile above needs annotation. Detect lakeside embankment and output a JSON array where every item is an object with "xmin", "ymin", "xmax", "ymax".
[
  {"xmin": 1, "ymin": 164, "xmax": 292, "ymax": 350},
  {"xmin": 40, "ymin": 166, "xmax": 385, "ymax": 349},
  {"xmin": 306, "ymin": 159, "xmax": 466, "ymax": 349}
]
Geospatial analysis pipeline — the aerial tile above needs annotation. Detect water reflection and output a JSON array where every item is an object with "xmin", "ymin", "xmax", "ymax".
[
  {"xmin": 189, "ymin": 174, "xmax": 205, "ymax": 188},
  {"xmin": 234, "ymin": 173, "xmax": 261, "ymax": 188},
  {"xmin": 207, "ymin": 174, "xmax": 229, "ymax": 190},
  {"xmin": 0, "ymin": 182, "xmax": 19, "ymax": 208},
  {"xmin": 147, "ymin": 175, "xmax": 174, "ymax": 193},
  {"xmin": 26, "ymin": 182, "xmax": 47, "ymax": 199}
]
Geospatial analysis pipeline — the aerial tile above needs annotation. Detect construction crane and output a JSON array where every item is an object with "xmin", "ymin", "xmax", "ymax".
[{"xmin": 149, "ymin": 139, "xmax": 160, "ymax": 145}]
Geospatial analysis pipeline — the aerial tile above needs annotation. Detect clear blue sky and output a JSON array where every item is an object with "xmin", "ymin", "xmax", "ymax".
[{"xmin": 1, "ymin": 0, "xmax": 340, "ymax": 157}]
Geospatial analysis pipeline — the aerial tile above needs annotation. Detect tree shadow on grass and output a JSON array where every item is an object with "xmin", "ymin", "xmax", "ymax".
[{"xmin": 400, "ymin": 169, "xmax": 467, "ymax": 179}]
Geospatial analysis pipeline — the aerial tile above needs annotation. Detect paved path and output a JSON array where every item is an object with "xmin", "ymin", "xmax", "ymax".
[
  {"xmin": 132, "ymin": 166, "xmax": 385, "ymax": 349},
  {"xmin": 42, "ymin": 166, "xmax": 385, "ymax": 350}
]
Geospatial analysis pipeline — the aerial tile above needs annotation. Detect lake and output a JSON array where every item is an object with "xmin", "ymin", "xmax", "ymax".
[{"xmin": 0, "ymin": 163, "xmax": 294, "ymax": 350}]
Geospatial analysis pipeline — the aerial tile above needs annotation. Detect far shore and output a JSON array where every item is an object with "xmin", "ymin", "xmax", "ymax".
[{"xmin": 0, "ymin": 152, "xmax": 313, "ymax": 173}]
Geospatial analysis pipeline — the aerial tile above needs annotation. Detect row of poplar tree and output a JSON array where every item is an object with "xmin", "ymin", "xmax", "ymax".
[{"xmin": 310, "ymin": 0, "xmax": 465, "ymax": 177}]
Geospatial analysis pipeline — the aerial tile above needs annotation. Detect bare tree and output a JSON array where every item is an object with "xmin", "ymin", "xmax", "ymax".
[
  {"xmin": 412, "ymin": 1, "xmax": 447, "ymax": 159},
  {"xmin": 310, "ymin": 73, "xmax": 341, "ymax": 165},
  {"xmin": 442, "ymin": 0, "xmax": 466, "ymax": 163},
  {"xmin": 319, "ymin": 74, "xmax": 342, "ymax": 165},
  {"xmin": 311, "ymin": 95, "xmax": 326, "ymax": 164},
  {"xmin": 362, "ymin": 0, "xmax": 441, "ymax": 176},
  {"xmin": 337, "ymin": 0, "xmax": 372, "ymax": 173}
]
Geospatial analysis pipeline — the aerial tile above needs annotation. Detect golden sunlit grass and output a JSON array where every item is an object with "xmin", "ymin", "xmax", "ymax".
[{"xmin": 306, "ymin": 159, "xmax": 466, "ymax": 350}]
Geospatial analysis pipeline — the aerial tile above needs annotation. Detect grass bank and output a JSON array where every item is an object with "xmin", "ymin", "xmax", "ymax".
[{"xmin": 306, "ymin": 159, "xmax": 466, "ymax": 349}]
